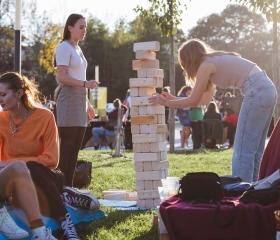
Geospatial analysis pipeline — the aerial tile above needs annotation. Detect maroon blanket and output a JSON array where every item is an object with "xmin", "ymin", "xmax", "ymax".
[
  {"xmin": 259, "ymin": 117, "xmax": 280, "ymax": 180},
  {"xmin": 160, "ymin": 196, "xmax": 279, "ymax": 240}
]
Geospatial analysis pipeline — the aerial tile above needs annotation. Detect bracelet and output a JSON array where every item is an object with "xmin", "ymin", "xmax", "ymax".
[{"xmin": 83, "ymin": 81, "xmax": 86, "ymax": 88}]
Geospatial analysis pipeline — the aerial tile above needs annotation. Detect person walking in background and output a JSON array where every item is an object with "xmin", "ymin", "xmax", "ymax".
[
  {"xmin": 0, "ymin": 161, "xmax": 56, "ymax": 239},
  {"xmin": 162, "ymin": 86, "xmax": 170, "ymax": 141},
  {"xmin": 223, "ymin": 107, "xmax": 239, "ymax": 148},
  {"xmin": 0, "ymin": 72, "xmax": 99, "ymax": 240},
  {"xmin": 177, "ymin": 86, "xmax": 192, "ymax": 149},
  {"xmin": 54, "ymin": 13, "xmax": 99, "ymax": 187},
  {"xmin": 148, "ymin": 38, "xmax": 277, "ymax": 182}
]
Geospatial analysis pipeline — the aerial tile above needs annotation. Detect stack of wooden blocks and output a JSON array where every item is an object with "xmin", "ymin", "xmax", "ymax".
[{"xmin": 130, "ymin": 41, "xmax": 169, "ymax": 208}]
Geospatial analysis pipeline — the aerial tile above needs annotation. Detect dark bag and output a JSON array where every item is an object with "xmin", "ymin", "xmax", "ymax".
[
  {"xmin": 239, "ymin": 186, "xmax": 280, "ymax": 205},
  {"xmin": 73, "ymin": 160, "xmax": 92, "ymax": 189},
  {"xmin": 220, "ymin": 175, "xmax": 242, "ymax": 188},
  {"xmin": 179, "ymin": 172, "xmax": 236, "ymax": 228},
  {"xmin": 179, "ymin": 172, "xmax": 224, "ymax": 202}
]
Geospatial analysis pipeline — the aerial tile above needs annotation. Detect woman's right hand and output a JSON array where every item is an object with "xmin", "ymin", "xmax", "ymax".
[
  {"xmin": 85, "ymin": 80, "xmax": 100, "ymax": 89},
  {"xmin": 161, "ymin": 91, "xmax": 176, "ymax": 100}
]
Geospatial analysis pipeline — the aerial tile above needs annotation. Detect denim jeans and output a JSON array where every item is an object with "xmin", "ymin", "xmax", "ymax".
[
  {"xmin": 232, "ymin": 71, "xmax": 277, "ymax": 182},
  {"xmin": 92, "ymin": 127, "xmax": 115, "ymax": 146}
]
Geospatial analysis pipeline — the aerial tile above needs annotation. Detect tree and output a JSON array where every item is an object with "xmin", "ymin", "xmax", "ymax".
[
  {"xmin": 134, "ymin": 0, "xmax": 187, "ymax": 152},
  {"xmin": 234, "ymin": 0, "xmax": 280, "ymax": 119}
]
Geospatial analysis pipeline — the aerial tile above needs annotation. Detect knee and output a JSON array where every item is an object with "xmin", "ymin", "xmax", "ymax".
[{"xmin": 8, "ymin": 161, "xmax": 29, "ymax": 176}]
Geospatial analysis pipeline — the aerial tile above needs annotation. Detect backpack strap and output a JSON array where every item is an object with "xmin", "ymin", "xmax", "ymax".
[{"xmin": 213, "ymin": 201, "xmax": 237, "ymax": 228}]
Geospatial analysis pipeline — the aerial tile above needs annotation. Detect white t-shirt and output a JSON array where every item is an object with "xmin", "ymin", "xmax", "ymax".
[{"xmin": 55, "ymin": 41, "xmax": 87, "ymax": 82}]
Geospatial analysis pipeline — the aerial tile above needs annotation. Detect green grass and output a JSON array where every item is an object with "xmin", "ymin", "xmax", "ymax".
[{"xmin": 77, "ymin": 148, "xmax": 233, "ymax": 240}]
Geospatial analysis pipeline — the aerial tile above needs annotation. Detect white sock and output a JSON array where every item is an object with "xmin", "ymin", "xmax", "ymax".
[{"xmin": 32, "ymin": 226, "xmax": 46, "ymax": 236}]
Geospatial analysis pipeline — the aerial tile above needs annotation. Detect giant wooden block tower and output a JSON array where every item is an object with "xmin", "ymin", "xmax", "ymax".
[{"xmin": 130, "ymin": 41, "xmax": 169, "ymax": 208}]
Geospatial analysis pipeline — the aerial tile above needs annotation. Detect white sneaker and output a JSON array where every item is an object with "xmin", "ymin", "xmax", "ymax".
[
  {"xmin": 0, "ymin": 206, "xmax": 29, "ymax": 239},
  {"xmin": 31, "ymin": 226, "xmax": 57, "ymax": 240}
]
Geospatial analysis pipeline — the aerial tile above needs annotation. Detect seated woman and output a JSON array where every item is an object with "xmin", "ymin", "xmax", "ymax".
[
  {"xmin": 203, "ymin": 101, "xmax": 222, "ymax": 148},
  {"xmin": 222, "ymin": 107, "xmax": 238, "ymax": 148},
  {"xmin": 0, "ymin": 72, "xmax": 98, "ymax": 240},
  {"xmin": 92, "ymin": 98, "xmax": 127, "ymax": 150},
  {"xmin": 0, "ymin": 161, "xmax": 56, "ymax": 239}
]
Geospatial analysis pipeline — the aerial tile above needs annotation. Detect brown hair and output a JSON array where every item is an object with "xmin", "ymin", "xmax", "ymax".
[
  {"xmin": 177, "ymin": 85, "xmax": 192, "ymax": 96},
  {"xmin": 0, "ymin": 72, "xmax": 41, "ymax": 109},
  {"xmin": 178, "ymin": 39, "xmax": 240, "ymax": 85},
  {"xmin": 206, "ymin": 101, "xmax": 219, "ymax": 114},
  {"xmin": 113, "ymin": 98, "xmax": 121, "ymax": 108}
]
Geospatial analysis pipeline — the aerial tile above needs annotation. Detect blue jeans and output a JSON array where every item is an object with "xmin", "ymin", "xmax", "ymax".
[
  {"xmin": 232, "ymin": 71, "xmax": 277, "ymax": 182},
  {"xmin": 92, "ymin": 127, "xmax": 115, "ymax": 146}
]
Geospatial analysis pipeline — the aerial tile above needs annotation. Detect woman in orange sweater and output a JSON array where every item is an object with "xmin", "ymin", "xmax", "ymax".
[{"xmin": 0, "ymin": 72, "xmax": 97, "ymax": 239}]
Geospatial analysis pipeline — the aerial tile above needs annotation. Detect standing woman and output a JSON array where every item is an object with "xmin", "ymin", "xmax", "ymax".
[
  {"xmin": 55, "ymin": 14, "xmax": 99, "ymax": 187},
  {"xmin": 148, "ymin": 38, "xmax": 277, "ymax": 182}
]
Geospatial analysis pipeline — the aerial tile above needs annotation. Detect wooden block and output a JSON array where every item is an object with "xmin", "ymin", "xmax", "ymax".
[
  {"xmin": 151, "ymin": 160, "xmax": 169, "ymax": 171},
  {"xmin": 130, "ymin": 87, "xmax": 139, "ymax": 97},
  {"xmin": 136, "ymin": 180, "xmax": 145, "ymax": 190},
  {"xmin": 139, "ymin": 125, "xmax": 149, "ymax": 134},
  {"xmin": 137, "ymin": 199, "xmax": 146, "ymax": 208},
  {"xmin": 139, "ymin": 87, "xmax": 155, "ymax": 97},
  {"xmin": 102, "ymin": 190, "xmax": 128, "ymax": 196},
  {"xmin": 104, "ymin": 192, "xmax": 129, "ymax": 200},
  {"xmin": 138, "ymin": 106, "xmax": 147, "ymax": 115},
  {"xmin": 134, "ymin": 152, "xmax": 164, "ymax": 162},
  {"xmin": 144, "ymin": 180, "xmax": 153, "ymax": 189},
  {"xmin": 137, "ymin": 68, "xmax": 164, "ymax": 78},
  {"xmin": 153, "ymin": 180, "xmax": 162, "ymax": 189},
  {"xmin": 156, "ymin": 77, "xmax": 163, "ymax": 88},
  {"xmin": 132, "ymin": 133, "xmax": 165, "ymax": 143},
  {"xmin": 148, "ymin": 124, "xmax": 167, "ymax": 134},
  {"xmin": 145, "ymin": 199, "xmax": 156, "ymax": 208},
  {"xmin": 143, "ymin": 162, "xmax": 152, "ymax": 172},
  {"xmin": 132, "ymin": 143, "xmax": 142, "ymax": 152},
  {"xmin": 154, "ymin": 198, "xmax": 161, "ymax": 207},
  {"xmin": 131, "ymin": 96, "xmax": 149, "ymax": 106},
  {"xmin": 135, "ymin": 170, "xmax": 165, "ymax": 181},
  {"xmin": 129, "ymin": 78, "xmax": 157, "ymax": 87},
  {"xmin": 137, "ymin": 189, "xmax": 160, "ymax": 199},
  {"xmin": 149, "ymin": 142, "xmax": 167, "ymax": 152},
  {"xmin": 133, "ymin": 41, "xmax": 160, "ymax": 52},
  {"xmin": 131, "ymin": 125, "xmax": 140, "ymax": 134},
  {"xmin": 135, "ymin": 50, "xmax": 156, "ymax": 60},
  {"xmin": 132, "ymin": 59, "xmax": 159, "ymax": 70},
  {"xmin": 147, "ymin": 105, "xmax": 165, "ymax": 115},
  {"xmin": 130, "ymin": 106, "xmax": 139, "ymax": 116},
  {"xmin": 131, "ymin": 115, "xmax": 155, "ymax": 125},
  {"xmin": 134, "ymin": 162, "xmax": 144, "ymax": 172}
]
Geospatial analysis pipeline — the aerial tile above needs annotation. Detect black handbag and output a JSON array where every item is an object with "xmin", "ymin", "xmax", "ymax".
[{"xmin": 73, "ymin": 160, "xmax": 92, "ymax": 189}]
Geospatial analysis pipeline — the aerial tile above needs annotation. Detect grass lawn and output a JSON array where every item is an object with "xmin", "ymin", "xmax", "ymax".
[{"xmin": 77, "ymin": 148, "xmax": 233, "ymax": 240}]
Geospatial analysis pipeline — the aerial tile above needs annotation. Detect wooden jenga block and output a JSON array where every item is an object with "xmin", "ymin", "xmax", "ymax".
[
  {"xmin": 134, "ymin": 162, "xmax": 144, "ymax": 172},
  {"xmin": 136, "ymin": 180, "xmax": 145, "ymax": 190},
  {"xmin": 155, "ymin": 114, "xmax": 166, "ymax": 124},
  {"xmin": 137, "ymin": 199, "xmax": 146, "ymax": 208},
  {"xmin": 130, "ymin": 87, "xmax": 139, "ymax": 97},
  {"xmin": 148, "ymin": 124, "xmax": 167, "ymax": 134},
  {"xmin": 139, "ymin": 87, "xmax": 155, "ymax": 97},
  {"xmin": 132, "ymin": 133, "xmax": 165, "ymax": 143},
  {"xmin": 138, "ymin": 106, "xmax": 147, "ymax": 115},
  {"xmin": 143, "ymin": 162, "xmax": 152, "ymax": 171},
  {"xmin": 139, "ymin": 124, "xmax": 149, "ymax": 134},
  {"xmin": 135, "ymin": 50, "xmax": 156, "ymax": 60},
  {"xmin": 130, "ymin": 106, "xmax": 139, "ymax": 116},
  {"xmin": 131, "ymin": 115, "xmax": 155, "ymax": 125},
  {"xmin": 154, "ymin": 198, "xmax": 161, "ymax": 207},
  {"xmin": 134, "ymin": 152, "xmax": 166, "ymax": 162},
  {"xmin": 132, "ymin": 59, "xmax": 159, "ymax": 70},
  {"xmin": 131, "ymin": 124, "xmax": 140, "ymax": 134},
  {"xmin": 130, "ymin": 96, "xmax": 149, "ymax": 106},
  {"xmin": 149, "ymin": 142, "xmax": 167, "ymax": 152},
  {"xmin": 137, "ymin": 68, "xmax": 164, "ymax": 78},
  {"xmin": 147, "ymin": 105, "xmax": 165, "ymax": 115},
  {"xmin": 156, "ymin": 77, "xmax": 164, "ymax": 88},
  {"xmin": 129, "ymin": 78, "xmax": 157, "ymax": 87},
  {"xmin": 133, "ymin": 143, "xmax": 142, "ymax": 152},
  {"xmin": 153, "ymin": 180, "xmax": 162, "ymax": 189},
  {"xmin": 145, "ymin": 199, "xmax": 156, "ymax": 208},
  {"xmin": 133, "ymin": 41, "xmax": 160, "ymax": 52},
  {"xmin": 137, "ymin": 189, "xmax": 160, "ymax": 199},
  {"xmin": 151, "ymin": 160, "xmax": 169, "ymax": 171},
  {"xmin": 135, "ymin": 170, "xmax": 166, "ymax": 181},
  {"xmin": 144, "ymin": 180, "xmax": 154, "ymax": 189}
]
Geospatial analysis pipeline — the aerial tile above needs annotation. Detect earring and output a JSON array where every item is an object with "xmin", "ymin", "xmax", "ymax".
[{"xmin": 17, "ymin": 100, "xmax": 20, "ymax": 109}]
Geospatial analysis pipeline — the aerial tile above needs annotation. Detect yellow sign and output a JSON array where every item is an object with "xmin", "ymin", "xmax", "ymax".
[{"xmin": 89, "ymin": 87, "xmax": 107, "ymax": 116}]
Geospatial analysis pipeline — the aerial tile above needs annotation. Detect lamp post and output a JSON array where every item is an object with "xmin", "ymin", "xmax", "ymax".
[{"xmin": 15, "ymin": 0, "xmax": 21, "ymax": 73}]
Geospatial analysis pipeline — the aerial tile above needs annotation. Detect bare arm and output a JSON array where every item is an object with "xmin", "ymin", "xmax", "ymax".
[
  {"xmin": 57, "ymin": 65, "xmax": 99, "ymax": 89},
  {"xmin": 149, "ymin": 63, "xmax": 216, "ymax": 108}
]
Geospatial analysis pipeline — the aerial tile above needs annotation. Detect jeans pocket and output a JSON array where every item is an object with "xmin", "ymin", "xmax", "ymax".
[{"xmin": 259, "ymin": 90, "xmax": 276, "ymax": 108}]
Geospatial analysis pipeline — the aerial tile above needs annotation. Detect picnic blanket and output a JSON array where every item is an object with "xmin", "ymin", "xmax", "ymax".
[
  {"xmin": 99, "ymin": 199, "xmax": 156, "ymax": 210},
  {"xmin": 0, "ymin": 205, "xmax": 106, "ymax": 239}
]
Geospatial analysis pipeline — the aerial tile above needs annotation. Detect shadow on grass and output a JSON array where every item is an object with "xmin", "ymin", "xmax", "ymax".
[{"xmin": 78, "ymin": 209, "xmax": 158, "ymax": 240}]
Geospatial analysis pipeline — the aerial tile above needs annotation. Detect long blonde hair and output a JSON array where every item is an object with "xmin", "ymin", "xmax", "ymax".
[{"xmin": 178, "ymin": 39, "xmax": 240, "ymax": 82}]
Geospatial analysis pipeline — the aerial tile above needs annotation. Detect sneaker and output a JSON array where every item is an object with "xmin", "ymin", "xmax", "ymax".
[
  {"xmin": 61, "ymin": 213, "xmax": 79, "ymax": 240},
  {"xmin": 31, "ymin": 226, "xmax": 57, "ymax": 240},
  {"xmin": 61, "ymin": 187, "xmax": 100, "ymax": 210},
  {"xmin": 0, "ymin": 207, "xmax": 29, "ymax": 239}
]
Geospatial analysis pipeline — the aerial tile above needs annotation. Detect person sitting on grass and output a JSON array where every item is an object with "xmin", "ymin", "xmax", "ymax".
[
  {"xmin": 0, "ymin": 161, "xmax": 56, "ymax": 239},
  {"xmin": 92, "ymin": 98, "xmax": 127, "ymax": 150},
  {"xmin": 0, "ymin": 72, "xmax": 99, "ymax": 240}
]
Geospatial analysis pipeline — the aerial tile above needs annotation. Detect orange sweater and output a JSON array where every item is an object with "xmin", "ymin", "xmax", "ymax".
[{"xmin": 0, "ymin": 108, "xmax": 59, "ymax": 169}]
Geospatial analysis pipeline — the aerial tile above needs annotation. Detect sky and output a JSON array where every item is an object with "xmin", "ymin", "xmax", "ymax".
[{"xmin": 36, "ymin": 0, "xmax": 233, "ymax": 34}]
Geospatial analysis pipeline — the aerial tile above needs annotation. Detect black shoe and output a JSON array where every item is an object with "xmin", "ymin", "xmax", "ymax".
[
  {"xmin": 93, "ymin": 144, "xmax": 99, "ymax": 150},
  {"xmin": 61, "ymin": 213, "xmax": 79, "ymax": 240},
  {"xmin": 61, "ymin": 187, "xmax": 100, "ymax": 210}
]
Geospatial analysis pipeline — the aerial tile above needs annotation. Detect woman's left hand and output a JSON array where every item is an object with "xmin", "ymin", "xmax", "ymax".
[
  {"xmin": 148, "ymin": 93, "xmax": 167, "ymax": 106},
  {"xmin": 88, "ymin": 104, "xmax": 95, "ymax": 120}
]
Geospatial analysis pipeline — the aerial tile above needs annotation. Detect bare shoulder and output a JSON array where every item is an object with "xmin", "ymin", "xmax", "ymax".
[{"xmin": 198, "ymin": 62, "xmax": 217, "ymax": 74}]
